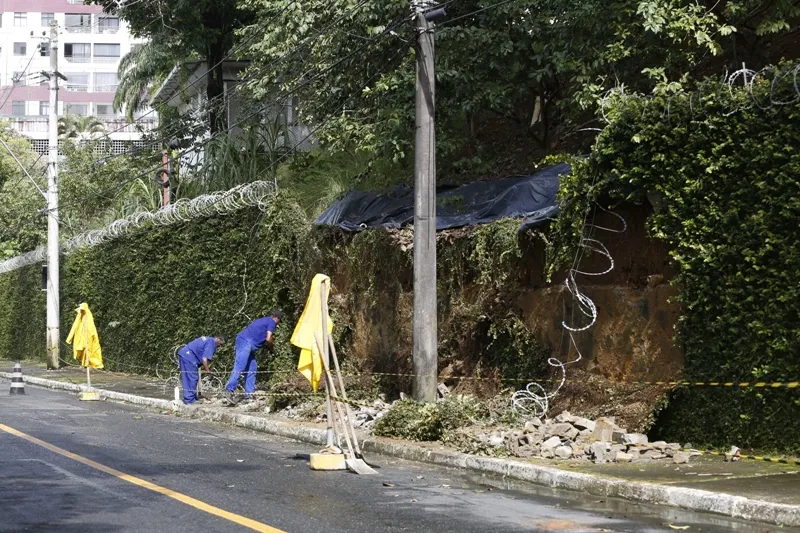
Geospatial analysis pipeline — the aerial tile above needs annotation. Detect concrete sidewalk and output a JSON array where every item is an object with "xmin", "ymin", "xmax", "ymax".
[{"xmin": 3, "ymin": 360, "xmax": 799, "ymax": 527}]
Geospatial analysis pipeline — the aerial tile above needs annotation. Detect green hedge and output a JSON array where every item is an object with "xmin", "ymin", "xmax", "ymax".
[
  {"xmin": 0, "ymin": 193, "xmax": 548, "ymax": 399},
  {"xmin": 553, "ymin": 65, "xmax": 800, "ymax": 452}
]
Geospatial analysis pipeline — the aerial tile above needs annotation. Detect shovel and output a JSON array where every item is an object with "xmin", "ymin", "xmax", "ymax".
[
  {"xmin": 314, "ymin": 331, "xmax": 377, "ymax": 475},
  {"xmin": 328, "ymin": 335, "xmax": 376, "ymax": 468}
]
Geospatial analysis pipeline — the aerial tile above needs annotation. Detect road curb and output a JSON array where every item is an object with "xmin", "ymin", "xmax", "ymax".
[{"xmin": 5, "ymin": 372, "xmax": 799, "ymax": 527}]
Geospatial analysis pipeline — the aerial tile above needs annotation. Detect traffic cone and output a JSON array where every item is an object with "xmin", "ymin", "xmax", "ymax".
[{"xmin": 9, "ymin": 362, "xmax": 25, "ymax": 395}]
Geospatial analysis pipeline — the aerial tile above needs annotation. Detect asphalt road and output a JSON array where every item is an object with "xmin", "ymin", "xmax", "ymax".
[{"xmin": 0, "ymin": 386, "xmax": 790, "ymax": 533}]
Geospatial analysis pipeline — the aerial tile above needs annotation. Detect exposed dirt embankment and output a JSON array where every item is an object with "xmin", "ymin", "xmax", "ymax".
[{"xmin": 323, "ymin": 203, "xmax": 681, "ymax": 431}]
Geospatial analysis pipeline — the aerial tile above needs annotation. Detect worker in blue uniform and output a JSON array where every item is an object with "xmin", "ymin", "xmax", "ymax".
[
  {"xmin": 177, "ymin": 335, "xmax": 226, "ymax": 404},
  {"xmin": 224, "ymin": 311, "xmax": 282, "ymax": 405}
]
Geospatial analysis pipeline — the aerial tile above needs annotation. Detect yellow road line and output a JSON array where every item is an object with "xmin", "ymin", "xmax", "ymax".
[{"xmin": 0, "ymin": 423, "xmax": 286, "ymax": 533}]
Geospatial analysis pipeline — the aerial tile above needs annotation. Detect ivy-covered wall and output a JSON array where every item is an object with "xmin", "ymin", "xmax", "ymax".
[{"xmin": 553, "ymin": 66, "xmax": 800, "ymax": 452}]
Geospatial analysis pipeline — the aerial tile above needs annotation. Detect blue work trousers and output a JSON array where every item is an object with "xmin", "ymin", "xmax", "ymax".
[
  {"xmin": 178, "ymin": 352, "xmax": 200, "ymax": 404},
  {"xmin": 225, "ymin": 336, "xmax": 257, "ymax": 396}
]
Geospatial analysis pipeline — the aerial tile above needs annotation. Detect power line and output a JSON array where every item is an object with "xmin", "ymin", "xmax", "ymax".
[
  {"xmin": 89, "ymin": 0, "xmax": 304, "ymax": 144},
  {"xmin": 90, "ymin": 0, "xmax": 379, "ymax": 162},
  {"xmin": 439, "ymin": 0, "xmax": 524, "ymax": 26},
  {"xmin": 0, "ymin": 43, "xmax": 408, "ymax": 274},
  {"xmin": 91, "ymin": 5, "xmax": 409, "ymax": 166},
  {"xmin": 0, "ymin": 46, "xmax": 40, "ymax": 112},
  {"xmin": 53, "ymin": 16, "xmax": 412, "ymax": 216},
  {"xmin": 2, "ymin": 6, "xmax": 412, "ymax": 242}
]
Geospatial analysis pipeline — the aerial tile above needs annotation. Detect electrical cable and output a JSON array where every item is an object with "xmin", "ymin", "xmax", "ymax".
[
  {"xmin": 86, "ymin": 0, "xmax": 389, "ymax": 165},
  {"xmin": 0, "ymin": 44, "xmax": 408, "ymax": 274},
  {"xmin": 438, "ymin": 0, "xmax": 525, "ymax": 26},
  {"xmin": 44, "ymin": 15, "xmax": 412, "ymax": 218}
]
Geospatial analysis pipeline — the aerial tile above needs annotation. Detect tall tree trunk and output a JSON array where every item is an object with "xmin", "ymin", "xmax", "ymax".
[{"xmin": 207, "ymin": 40, "xmax": 226, "ymax": 135}]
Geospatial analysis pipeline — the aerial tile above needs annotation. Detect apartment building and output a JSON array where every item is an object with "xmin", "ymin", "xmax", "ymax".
[{"xmin": 0, "ymin": 1, "xmax": 154, "ymax": 154}]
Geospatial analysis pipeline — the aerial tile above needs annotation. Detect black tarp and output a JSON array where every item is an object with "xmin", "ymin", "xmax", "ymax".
[{"xmin": 315, "ymin": 162, "xmax": 568, "ymax": 232}]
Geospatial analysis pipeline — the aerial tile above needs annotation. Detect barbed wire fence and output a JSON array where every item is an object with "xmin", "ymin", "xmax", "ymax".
[
  {"xmin": 511, "ymin": 205, "xmax": 626, "ymax": 417},
  {"xmin": 0, "ymin": 180, "xmax": 276, "ymax": 274},
  {"xmin": 600, "ymin": 62, "xmax": 800, "ymax": 125},
  {"xmin": 511, "ymin": 62, "xmax": 800, "ymax": 418}
]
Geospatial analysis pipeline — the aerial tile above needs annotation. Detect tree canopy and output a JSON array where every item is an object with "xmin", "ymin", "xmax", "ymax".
[
  {"xmin": 96, "ymin": 0, "xmax": 256, "ymax": 132},
  {"xmin": 237, "ymin": 0, "xmax": 798, "ymax": 178}
]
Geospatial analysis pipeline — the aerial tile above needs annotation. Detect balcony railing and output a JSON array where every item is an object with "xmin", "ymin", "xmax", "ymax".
[
  {"xmin": 66, "ymin": 0, "xmax": 84, "ymax": 4},
  {"xmin": 1, "ymin": 116, "xmax": 158, "ymax": 134},
  {"xmin": 94, "ymin": 85, "xmax": 119, "ymax": 92},
  {"xmin": 65, "ymin": 25, "xmax": 92, "ymax": 33},
  {"xmin": 93, "ymin": 56, "xmax": 120, "ymax": 63},
  {"xmin": 65, "ymin": 56, "xmax": 91, "ymax": 63},
  {"xmin": 66, "ymin": 84, "xmax": 89, "ymax": 92},
  {"xmin": 97, "ymin": 27, "xmax": 120, "ymax": 34}
]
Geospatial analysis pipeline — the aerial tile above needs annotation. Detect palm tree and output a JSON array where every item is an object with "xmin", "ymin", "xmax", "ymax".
[
  {"xmin": 58, "ymin": 115, "xmax": 106, "ymax": 142},
  {"xmin": 114, "ymin": 39, "xmax": 180, "ymax": 121}
]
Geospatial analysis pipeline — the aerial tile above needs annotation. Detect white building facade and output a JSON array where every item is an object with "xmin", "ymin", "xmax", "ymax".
[{"xmin": 0, "ymin": 0, "xmax": 154, "ymax": 154}]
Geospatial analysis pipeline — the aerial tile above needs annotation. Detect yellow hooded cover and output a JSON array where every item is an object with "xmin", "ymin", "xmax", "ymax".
[
  {"xmin": 291, "ymin": 274, "xmax": 333, "ymax": 392},
  {"xmin": 66, "ymin": 303, "xmax": 104, "ymax": 369}
]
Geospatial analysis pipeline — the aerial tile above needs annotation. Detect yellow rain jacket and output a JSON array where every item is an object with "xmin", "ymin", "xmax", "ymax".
[
  {"xmin": 66, "ymin": 303, "xmax": 104, "ymax": 369},
  {"xmin": 291, "ymin": 274, "xmax": 333, "ymax": 392}
]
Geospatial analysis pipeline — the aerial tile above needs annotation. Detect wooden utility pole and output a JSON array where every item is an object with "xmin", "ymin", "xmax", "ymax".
[{"xmin": 412, "ymin": 2, "xmax": 438, "ymax": 402}]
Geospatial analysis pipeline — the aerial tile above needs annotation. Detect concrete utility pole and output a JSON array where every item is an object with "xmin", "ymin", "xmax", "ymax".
[
  {"xmin": 412, "ymin": 3, "xmax": 439, "ymax": 402},
  {"xmin": 46, "ymin": 20, "xmax": 60, "ymax": 369}
]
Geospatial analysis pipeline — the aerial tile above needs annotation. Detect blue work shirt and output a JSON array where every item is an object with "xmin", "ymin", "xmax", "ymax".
[
  {"xmin": 238, "ymin": 317, "xmax": 277, "ymax": 350},
  {"xmin": 181, "ymin": 336, "xmax": 217, "ymax": 366}
]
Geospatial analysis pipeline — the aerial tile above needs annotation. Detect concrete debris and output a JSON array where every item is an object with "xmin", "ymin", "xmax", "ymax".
[
  {"xmin": 725, "ymin": 446, "xmax": 741, "ymax": 462},
  {"xmin": 437, "ymin": 383, "xmax": 450, "ymax": 398},
  {"xmin": 592, "ymin": 418, "xmax": 615, "ymax": 442},
  {"xmin": 554, "ymin": 411, "xmax": 576, "ymax": 424},
  {"xmin": 524, "ymin": 417, "xmax": 543, "ymax": 430},
  {"xmin": 591, "ymin": 442, "xmax": 609, "ymax": 464},
  {"xmin": 495, "ymin": 410, "xmax": 689, "ymax": 464},
  {"xmin": 546, "ymin": 423, "xmax": 575, "ymax": 438},
  {"xmin": 541, "ymin": 436, "xmax": 562, "ymax": 451},
  {"xmin": 278, "ymin": 399, "xmax": 692, "ymax": 466},
  {"xmin": 614, "ymin": 451, "xmax": 634, "ymax": 463},
  {"xmin": 572, "ymin": 417, "xmax": 595, "ymax": 432},
  {"xmin": 554, "ymin": 446, "xmax": 573, "ymax": 459},
  {"xmin": 487, "ymin": 433, "xmax": 505, "ymax": 447},
  {"xmin": 673, "ymin": 452, "xmax": 691, "ymax": 464},
  {"xmin": 623, "ymin": 433, "xmax": 649, "ymax": 445},
  {"xmin": 278, "ymin": 397, "xmax": 393, "ymax": 431}
]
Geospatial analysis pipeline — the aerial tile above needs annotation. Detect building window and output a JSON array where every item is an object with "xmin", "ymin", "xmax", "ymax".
[
  {"xmin": 14, "ymin": 13, "xmax": 27, "ymax": 27},
  {"xmin": 65, "ymin": 72, "xmax": 89, "ymax": 91},
  {"xmin": 40, "ymin": 102, "xmax": 49, "ymax": 116},
  {"xmin": 39, "ymin": 43, "xmax": 50, "ymax": 57},
  {"xmin": 65, "ymin": 103, "xmax": 88, "ymax": 115},
  {"xmin": 65, "ymin": 14, "xmax": 91, "ymax": 32},
  {"xmin": 12, "ymin": 72, "xmax": 26, "ymax": 86},
  {"xmin": 13, "ymin": 42, "xmax": 27, "ymax": 56},
  {"xmin": 12, "ymin": 101, "xmax": 26, "ymax": 116},
  {"xmin": 94, "ymin": 72, "xmax": 118, "ymax": 92},
  {"xmin": 97, "ymin": 16, "xmax": 119, "ymax": 33},
  {"xmin": 41, "ymin": 13, "xmax": 54, "ymax": 26},
  {"xmin": 93, "ymin": 44, "xmax": 120, "ymax": 60},
  {"xmin": 95, "ymin": 103, "xmax": 115, "ymax": 116},
  {"xmin": 64, "ymin": 43, "xmax": 91, "ymax": 62}
]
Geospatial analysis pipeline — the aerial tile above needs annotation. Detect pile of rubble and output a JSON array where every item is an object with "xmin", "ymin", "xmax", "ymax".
[
  {"xmin": 278, "ymin": 398, "xmax": 392, "ymax": 430},
  {"xmin": 500, "ymin": 411, "xmax": 695, "ymax": 464}
]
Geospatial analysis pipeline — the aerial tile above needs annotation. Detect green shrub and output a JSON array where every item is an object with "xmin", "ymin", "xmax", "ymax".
[
  {"xmin": 373, "ymin": 395, "xmax": 482, "ymax": 442},
  {"xmin": 373, "ymin": 400, "xmax": 444, "ymax": 441}
]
